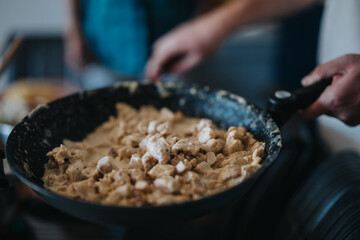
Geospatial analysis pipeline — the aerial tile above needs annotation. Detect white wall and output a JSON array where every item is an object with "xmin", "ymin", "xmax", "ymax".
[{"xmin": 0, "ymin": 0, "xmax": 66, "ymax": 50}]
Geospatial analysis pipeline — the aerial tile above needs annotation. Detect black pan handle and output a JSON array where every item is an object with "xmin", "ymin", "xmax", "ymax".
[
  {"xmin": 267, "ymin": 78, "xmax": 333, "ymax": 127},
  {"xmin": 0, "ymin": 148, "xmax": 19, "ymax": 189},
  {"xmin": 0, "ymin": 148, "xmax": 9, "ymax": 188},
  {"xmin": 0, "ymin": 123, "xmax": 19, "ymax": 188}
]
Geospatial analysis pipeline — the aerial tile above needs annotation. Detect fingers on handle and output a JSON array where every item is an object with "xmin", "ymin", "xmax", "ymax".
[{"xmin": 301, "ymin": 56, "xmax": 349, "ymax": 86}]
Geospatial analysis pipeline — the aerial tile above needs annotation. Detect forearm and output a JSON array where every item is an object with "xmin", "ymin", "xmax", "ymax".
[
  {"xmin": 198, "ymin": 0, "xmax": 322, "ymax": 39},
  {"xmin": 66, "ymin": 0, "xmax": 81, "ymax": 30},
  {"xmin": 145, "ymin": 0, "xmax": 322, "ymax": 79}
]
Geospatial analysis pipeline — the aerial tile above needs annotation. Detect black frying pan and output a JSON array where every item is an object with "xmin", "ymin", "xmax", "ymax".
[{"xmin": 0, "ymin": 79, "xmax": 332, "ymax": 225}]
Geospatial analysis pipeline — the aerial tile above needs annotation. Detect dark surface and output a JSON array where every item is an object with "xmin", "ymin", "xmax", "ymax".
[
  {"xmin": 278, "ymin": 151, "xmax": 360, "ymax": 240},
  {"xmin": 6, "ymin": 82, "xmax": 281, "ymax": 225},
  {"xmin": 277, "ymin": 5, "xmax": 324, "ymax": 91}
]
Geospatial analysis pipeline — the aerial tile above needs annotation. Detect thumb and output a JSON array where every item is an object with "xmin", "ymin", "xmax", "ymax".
[
  {"xmin": 301, "ymin": 56, "xmax": 348, "ymax": 86},
  {"xmin": 300, "ymin": 100, "xmax": 329, "ymax": 120}
]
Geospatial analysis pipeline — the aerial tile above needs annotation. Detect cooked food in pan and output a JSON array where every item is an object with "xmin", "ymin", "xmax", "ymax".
[{"xmin": 43, "ymin": 103, "xmax": 265, "ymax": 206}]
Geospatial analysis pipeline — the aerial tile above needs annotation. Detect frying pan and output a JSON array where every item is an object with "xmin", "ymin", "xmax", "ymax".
[{"xmin": 0, "ymin": 79, "xmax": 332, "ymax": 225}]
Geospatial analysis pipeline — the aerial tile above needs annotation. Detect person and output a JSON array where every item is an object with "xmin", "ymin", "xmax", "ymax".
[
  {"xmin": 146, "ymin": 0, "xmax": 360, "ymax": 127},
  {"xmin": 301, "ymin": 54, "xmax": 360, "ymax": 126},
  {"xmin": 64, "ymin": 0, "xmax": 198, "ymax": 77}
]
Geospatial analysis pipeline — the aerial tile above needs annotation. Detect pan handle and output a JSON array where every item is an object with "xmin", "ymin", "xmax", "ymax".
[
  {"xmin": 0, "ymin": 149, "xmax": 19, "ymax": 189},
  {"xmin": 0, "ymin": 148, "xmax": 9, "ymax": 188},
  {"xmin": 267, "ymin": 78, "xmax": 333, "ymax": 127},
  {"xmin": 0, "ymin": 123, "xmax": 19, "ymax": 188}
]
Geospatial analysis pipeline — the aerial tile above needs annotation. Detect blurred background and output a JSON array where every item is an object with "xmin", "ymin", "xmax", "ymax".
[
  {"xmin": 0, "ymin": 0, "xmax": 324, "ymax": 122},
  {"xmin": 0, "ymin": 0, "xmax": 321, "ymax": 102},
  {"xmin": 1, "ymin": 0, "xmax": 360, "ymax": 240}
]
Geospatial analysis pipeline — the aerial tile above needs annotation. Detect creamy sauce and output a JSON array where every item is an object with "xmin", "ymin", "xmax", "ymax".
[{"xmin": 43, "ymin": 103, "xmax": 265, "ymax": 206}]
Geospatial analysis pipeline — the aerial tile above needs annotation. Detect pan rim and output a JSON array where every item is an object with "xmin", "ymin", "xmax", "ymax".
[{"xmin": 5, "ymin": 81, "xmax": 281, "ymax": 212}]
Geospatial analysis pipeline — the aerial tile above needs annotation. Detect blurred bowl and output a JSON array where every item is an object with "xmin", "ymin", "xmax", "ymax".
[
  {"xmin": 0, "ymin": 123, "xmax": 12, "ymax": 150},
  {"xmin": 0, "ymin": 79, "xmax": 79, "ymax": 125}
]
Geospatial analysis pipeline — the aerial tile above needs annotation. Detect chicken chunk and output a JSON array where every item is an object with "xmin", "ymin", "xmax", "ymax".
[
  {"xmin": 156, "ymin": 122, "xmax": 171, "ymax": 135},
  {"xmin": 194, "ymin": 162, "xmax": 212, "ymax": 174},
  {"xmin": 206, "ymin": 152, "xmax": 217, "ymax": 166},
  {"xmin": 141, "ymin": 152, "xmax": 157, "ymax": 171},
  {"xmin": 129, "ymin": 168, "xmax": 146, "ymax": 182},
  {"xmin": 172, "ymin": 139, "xmax": 201, "ymax": 155},
  {"xmin": 121, "ymin": 133, "xmax": 142, "ymax": 147},
  {"xmin": 46, "ymin": 144, "xmax": 71, "ymax": 165},
  {"xmin": 130, "ymin": 154, "xmax": 142, "ymax": 169},
  {"xmin": 196, "ymin": 119, "xmax": 213, "ymax": 131},
  {"xmin": 147, "ymin": 164, "xmax": 175, "ymax": 178},
  {"xmin": 201, "ymin": 139, "xmax": 225, "ymax": 153},
  {"xmin": 113, "ymin": 171, "xmax": 131, "ymax": 185},
  {"xmin": 115, "ymin": 184, "xmax": 134, "ymax": 198},
  {"xmin": 175, "ymin": 161, "xmax": 189, "ymax": 174},
  {"xmin": 66, "ymin": 161, "xmax": 83, "ymax": 182},
  {"xmin": 135, "ymin": 180, "xmax": 149, "ymax": 191},
  {"xmin": 198, "ymin": 126, "xmax": 216, "ymax": 143},
  {"xmin": 154, "ymin": 176, "xmax": 180, "ymax": 193},
  {"xmin": 96, "ymin": 156, "xmax": 113, "ymax": 174},
  {"xmin": 146, "ymin": 135, "xmax": 171, "ymax": 164},
  {"xmin": 117, "ymin": 146, "xmax": 136, "ymax": 159},
  {"xmin": 110, "ymin": 121, "xmax": 126, "ymax": 143},
  {"xmin": 115, "ymin": 103, "xmax": 137, "ymax": 120},
  {"xmin": 69, "ymin": 178, "xmax": 99, "ymax": 201},
  {"xmin": 223, "ymin": 137, "xmax": 243, "ymax": 155},
  {"xmin": 137, "ymin": 120, "xmax": 149, "ymax": 134},
  {"xmin": 81, "ymin": 167, "xmax": 98, "ymax": 179},
  {"xmin": 220, "ymin": 152, "xmax": 250, "ymax": 167},
  {"xmin": 160, "ymin": 108, "xmax": 184, "ymax": 122},
  {"xmin": 219, "ymin": 165, "xmax": 242, "ymax": 181},
  {"xmin": 223, "ymin": 127, "xmax": 247, "ymax": 155},
  {"xmin": 147, "ymin": 120, "xmax": 159, "ymax": 134}
]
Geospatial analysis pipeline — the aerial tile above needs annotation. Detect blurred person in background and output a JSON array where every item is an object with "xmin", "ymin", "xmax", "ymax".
[
  {"xmin": 64, "ymin": 0, "xmax": 227, "ymax": 79},
  {"xmin": 146, "ymin": 0, "xmax": 360, "ymax": 128},
  {"xmin": 64, "ymin": 0, "xmax": 197, "ymax": 90}
]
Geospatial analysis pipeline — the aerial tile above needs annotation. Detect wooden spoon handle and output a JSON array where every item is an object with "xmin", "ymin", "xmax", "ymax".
[{"xmin": 0, "ymin": 36, "xmax": 24, "ymax": 76}]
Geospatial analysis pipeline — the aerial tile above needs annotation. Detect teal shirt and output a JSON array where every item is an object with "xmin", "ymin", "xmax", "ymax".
[{"xmin": 81, "ymin": 0, "xmax": 196, "ymax": 77}]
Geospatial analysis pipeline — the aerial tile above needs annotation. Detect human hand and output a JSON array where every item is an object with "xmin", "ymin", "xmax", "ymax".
[
  {"xmin": 301, "ymin": 54, "xmax": 360, "ymax": 126},
  {"xmin": 145, "ymin": 16, "xmax": 225, "ymax": 81},
  {"xmin": 64, "ymin": 26, "xmax": 96, "ymax": 71}
]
